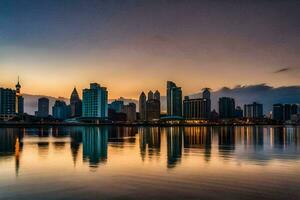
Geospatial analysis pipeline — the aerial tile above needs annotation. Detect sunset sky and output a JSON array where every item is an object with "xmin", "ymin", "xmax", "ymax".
[{"xmin": 0, "ymin": 0, "xmax": 299, "ymax": 99}]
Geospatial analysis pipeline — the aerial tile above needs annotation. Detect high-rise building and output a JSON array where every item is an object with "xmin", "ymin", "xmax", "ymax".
[
  {"xmin": 183, "ymin": 97, "xmax": 211, "ymax": 119},
  {"xmin": 273, "ymin": 104, "xmax": 283, "ymax": 121},
  {"xmin": 0, "ymin": 88, "xmax": 16, "ymax": 117},
  {"xmin": 148, "ymin": 91, "xmax": 154, "ymax": 100},
  {"xmin": 15, "ymin": 78, "xmax": 24, "ymax": 114},
  {"xmin": 283, "ymin": 104, "xmax": 292, "ymax": 121},
  {"xmin": 202, "ymin": 88, "xmax": 210, "ymax": 100},
  {"xmin": 273, "ymin": 103, "xmax": 299, "ymax": 121},
  {"xmin": 82, "ymin": 83, "xmax": 108, "ymax": 118},
  {"xmin": 244, "ymin": 102, "xmax": 263, "ymax": 118},
  {"xmin": 70, "ymin": 87, "xmax": 82, "ymax": 117},
  {"xmin": 139, "ymin": 92, "xmax": 147, "ymax": 121},
  {"xmin": 52, "ymin": 100, "xmax": 70, "ymax": 120},
  {"xmin": 36, "ymin": 97, "xmax": 49, "ymax": 117},
  {"xmin": 167, "ymin": 81, "xmax": 182, "ymax": 117},
  {"xmin": 183, "ymin": 89, "xmax": 211, "ymax": 119},
  {"xmin": 146, "ymin": 99, "xmax": 160, "ymax": 121},
  {"xmin": 108, "ymin": 100, "xmax": 124, "ymax": 113},
  {"xmin": 218, "ymin": 97, "xmax": 235, "ymax": 118},
  {"xmin": 121, "ymin": 103, "xmax": 136, "ymax": 122},
  {"xmin": 235, "ymin": 106, "xmax": 243, "ymax": 118},
  {"xmin": 154, "ymin": 90, "xmax": 160, "ymax": 101}
]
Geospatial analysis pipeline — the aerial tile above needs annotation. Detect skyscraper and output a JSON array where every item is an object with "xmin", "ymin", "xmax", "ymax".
[
  {"xmin": 244, "ymin": 102, "xmax": 263, "ymax": 118},
  {"xmin": 148, "ymin": 91, "xmax": 154, "ymax": 100},
  {"xmin": 139, "ymin": 92, "xmax": 147, "ymax": 121},
  {"xmin": 121, "ymin": 103, "xmax": 136, "ymax": 122},
  {"xmin": 82, "ymin": 83, "xmax": 108, "ymax": 118},
  {"xmin": 70, "ymin": 87, "xmax": 82, "ymax": 117},
  {"xmin": 218, "ymin": 97, "xmax": 235, "ymax": 118},
  {"xmin": 0, "ymin": 88, "xmax": 16, "ymax": 117},
  {"xmin": 167, "ymin": 81, "xmax": 182, "ymax": 117},
  {"xmin": 154, "ymin": 90, "xmax": 160, "ymax": 101},
  {"xmin": 15, "ymin": 77, "xmax": 24, "ymax": 114},
  {"xmin": 36, "ymin": 97, "xmax": 49, "ymax": 117},
  {"xmin": 273, "ymin": 104, "xmax": 283, "ymax": 121},
  {"xmin": 52, "ymin": 100, "xmax": 69, "ymax": 120},
  {"xmin": 146, "ymin": 97, "xmax": 160, "ymax": 121},
  {"xmin": 108, "ymin": 100, "xmax": 124, "ymax": 113},
  {"xmin": 183, "ymin": 89, "xmax": 211, "ymax": 119}
]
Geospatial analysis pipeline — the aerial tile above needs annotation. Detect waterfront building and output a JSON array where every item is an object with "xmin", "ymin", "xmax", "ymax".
[
  {"xmin": 0, "ymin": 88, "xmax": 16, "ymax": 117},
  {"xmin": 36, "ymin": 97, "xmax": 49, "ymax": 117},
  {"xmin": 272, "ymin": 104, "xmax": 283, "ymax": 121},
  {"xmin": 15, "ymin": 78, "xmax": 24, "ymax": 114},
  {"xmin": 154, "ymin": 90, "xmax": 160, "ymax": 101},
  {"xmin": 167, "ymin": 81, "xmax": 182, "ymax": 117},
  {"xmin": 82, "ymin": 83, "xmax": 108, "ymax": 118},
  {"xmin": 183, "ymin": 89, "xmax": 211, "ymax": 120},
  {"xmin": 148, "ymin": 91, "xmax": 154, "ymax": 100},
  {"xmin": 218, "ymin": 97, "xmax": 235, "ymax": 118},
  {"xmin": 139, "ymin": 92, "xmax": 147, "ymax": 121},
  {"xmin": 244, "ymin": 102, "xmax": 263, "ymax": 118},
  {"xmin": 108, "ymin": 100, "xmax": 124, "ymax": 113},
  {"xmin": 52, "ymin": 100, "xmax": 70, "ymax": 120},
  {"xmin": 121, "ymin": 103, "xmax": 136, "ymax": 122},
  {"xmin": 283, "ymin": 104, "xmax": 292, "ymax": 121},
  {"xmin": 70, "ymin": 87, "xmax": 82, "ymax": 117},
  {"xmin": 183, "ymin": 97, "xmax": 210, "ymax": 119},
  {"xmin": 146, "ymin": 99, "xmax": 160, "ymax": 121},
  {"xmin": 235, "ymin": 106, "xmax": 243, "ymax": 118},
  {"xmin": 273, "ymin": 104, "xmax": 299, "ymax": 121}
]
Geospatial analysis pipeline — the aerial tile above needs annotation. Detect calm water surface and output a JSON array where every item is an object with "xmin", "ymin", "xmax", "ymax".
[{"xmin": 0, "ymin": 126, "xmax": 300, "ymax": 200}]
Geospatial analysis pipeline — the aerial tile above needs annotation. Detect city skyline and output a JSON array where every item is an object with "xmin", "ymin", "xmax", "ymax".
[{"xmin": 1, "ymin": 0, "xmax": 300, "ymax": 98}]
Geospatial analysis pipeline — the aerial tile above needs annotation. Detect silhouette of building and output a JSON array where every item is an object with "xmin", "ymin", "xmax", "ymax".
[
  {"xmin": 154, "ymin": 90, "xmax": 160, "ymax": 101},
  {"xmin": 108, "ymin": 100, "xmax": 124, "ymax": 113},
  {"xmin": 148, "ymin": 90, "xmax": 154, "ymax": 100},
  {"xmin": 183, "ymin": 89, "xmax": 211, "ymax": 119},
  {"xmin": 139, "ymin": 92, "xmax": 147, "ymax": 121},
  {"xmin": 121, "ymin": 103, "xmax": 136, "ymax": 122},
  {"xmin": 52, "ymin": 100, "xmax": 70, "ymax": 120},
  {"xmin": 273, "ymin": 104, "xmax": 299, "ymax": 121},
  {"xmin": 244, "ymin": 102, "xmax": 263, "ymax": 118},
  {"xmin": 0, "ymin": 88, "xmax": 16, "ymax": 117},
  {"xmin": 15, "ymin": 78, "xmax": 24, "ymax": 114},
  {"xmin": 146, "ymin": 98, "xmax": 160, "ymax": 121},
  {"xmin": 70, "ymin": 87, "xmax": 82, "ymax": 117},
  {"xmin": 218, "ymin": 97, "xmax": 235, "ymax": 118},
  {"xmin": 36, "ymin": 97, "xmax": 49, "ymax": 117},
  {"xmin": 167, "ymin": 81, "xmax": 182, "ymax": 117},
  {"xmin": 82, "ymin": 83, "xmax": 108, "ymax": 118},
  {"xmin": 235, "ymin": 106, "xmax": 243, "ymax": 118},
  {"xmin": 273, "ymin": 104, "xmax": 283, "ymax": 121}
]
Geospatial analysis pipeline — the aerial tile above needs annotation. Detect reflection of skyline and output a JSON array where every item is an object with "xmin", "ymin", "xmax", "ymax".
[
  {"xmin": 184, "ymin": 127, "xmax": 212, "ymax": 162},
  {"xmin": 139, "ymin": 127, "xmax": 161, "ymax": 161},
  {"xmin": 82, "ymin": 127, "xmax": 108, "ymax": 167},
  {"xmin": 166, "ymin": 127, "xmax": 182, "ymax": 168},
  {"xmin": 218, "ymin": 126, "xmax": 235, "ymax": 159},
  {"xmin": 0, "ymin": 126, "xmax": 300, "ymax": 173}
]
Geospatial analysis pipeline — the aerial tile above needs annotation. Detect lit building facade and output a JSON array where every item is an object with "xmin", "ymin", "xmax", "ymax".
[
  {"xmin": 167, "ymin": 81, "xmax": 182, "ymax": 117},
  {"xmin": 82, "ymin": 83, "xmax": 108, "ymax": 118},
  {"xmin": 244, "ymin": 102, "xmax": 263, "ymax": 118}
]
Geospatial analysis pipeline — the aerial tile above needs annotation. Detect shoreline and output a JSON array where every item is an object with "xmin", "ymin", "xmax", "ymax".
[{"xmin": 0, "ymin": 121, "xmax": 297, "ymax": 128}]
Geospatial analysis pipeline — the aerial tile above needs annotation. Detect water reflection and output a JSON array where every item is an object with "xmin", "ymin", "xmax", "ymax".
[
  {"xmin": 82, "ymin": 127, "xmax": 108, "ymax": 167},
  {"xmin": 0, "ymin": 126, "xmax": 300, "ymax": 171}
]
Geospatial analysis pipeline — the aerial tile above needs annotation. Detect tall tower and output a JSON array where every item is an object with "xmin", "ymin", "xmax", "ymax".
[
  {"xmin": 15, "ymin": 77, "xmax": 24, "ymax": 114},
  {"xmin": 167, "ymin": 81, "xmax": 182, "ymax": 117},
  {"xmin": 202, "ymin": 88, "xmax": 210, "ymax": 100},
  {"xmin": 148, "ymin": 90, "xmax": 154, "ymax": 100},
  {"xmin": 139, "ymin": 92, "xmax": 147, "ymax": 121},
  {"xmin": 154, "ymin": 90, "xmax": 160, "ymax": 101}
]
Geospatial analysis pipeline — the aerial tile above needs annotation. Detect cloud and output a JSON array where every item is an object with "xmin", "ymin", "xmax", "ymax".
[{"xmin": 274, "ymin": 67, "xmax": 291, "ymax": 73}]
